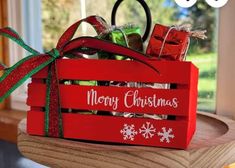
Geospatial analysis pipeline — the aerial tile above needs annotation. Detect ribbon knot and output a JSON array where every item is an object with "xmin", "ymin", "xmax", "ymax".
[{"xmin": 47, "ymin": 48, "xmax": 61, "ymax": 59}]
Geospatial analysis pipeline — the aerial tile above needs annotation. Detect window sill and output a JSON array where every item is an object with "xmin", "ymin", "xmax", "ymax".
[{"xmin": 0, "ymin": 110, "xmax": 26, "ymax": 143}]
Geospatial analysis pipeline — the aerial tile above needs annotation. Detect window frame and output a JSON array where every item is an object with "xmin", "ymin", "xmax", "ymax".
[
  {"xmin": 216, "ymin": 1, "xmax": 235, "ymax": 119},
  {"xmin": 5, "ymin": 0, "xmax": 235, "ymax": 119},
  {"xmin": 0, "ymin": 0, "xmax": 9, "ymax": 110},
  {"xmin": 7, "ymin": 0, "xmax": 42, "ymax": 111},
  {"xmin": 0, "ymin": 0, "xmax": 26, "ymax": 144}
]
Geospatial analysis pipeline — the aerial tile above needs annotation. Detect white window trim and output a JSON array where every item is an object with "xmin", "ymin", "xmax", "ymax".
[
  {"xmin": 7, "ymin": 0, "xmax": 42, "ymax": 111},
  {"xmin": 216, "ymin": 1, "xmax": 235, "ymax": 119}
]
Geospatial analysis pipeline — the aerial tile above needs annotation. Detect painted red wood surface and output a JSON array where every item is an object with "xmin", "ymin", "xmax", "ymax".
[
  {"xmin": 187, "ymin": 63, "xmax": 198, "ymax": 145},
  {"xmin": 27, "ymin": 59, "xmax": 198, "ymax": 149},
  {"xmin": 27, "ymin": 111, "xmax": 189, "ymax": 149},
  {"xmin": 32, "ymin": 59, "xmax": 193, "ymax": 84},
  {"xmin": 27, "ymin": 84, "xmax": 190, "ymax": 116}
]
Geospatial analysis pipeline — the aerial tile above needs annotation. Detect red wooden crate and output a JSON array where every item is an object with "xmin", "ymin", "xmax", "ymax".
[{"xmin": 26, "ymin": 59, "xmax": 198, "ymax": 149}]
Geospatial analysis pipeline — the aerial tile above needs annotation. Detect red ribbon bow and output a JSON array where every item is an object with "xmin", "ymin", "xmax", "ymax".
[{"xmin": 0, "ymin": 16, "xmax": 158, "ymax": 138}]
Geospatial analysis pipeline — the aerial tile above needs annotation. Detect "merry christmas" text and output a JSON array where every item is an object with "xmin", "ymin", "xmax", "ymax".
[{"xmin": 87, "ymin": 89, "xmax": 178, "ymax": 110}]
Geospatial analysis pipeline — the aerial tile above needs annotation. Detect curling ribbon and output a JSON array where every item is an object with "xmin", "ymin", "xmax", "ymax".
[{"xmin": 0, "ymin": 15, "xmax": 158, "ymax": 138}]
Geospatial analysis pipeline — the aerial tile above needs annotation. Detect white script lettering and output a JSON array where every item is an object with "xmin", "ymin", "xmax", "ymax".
[{"xmin": 87, "ymin": 89, "xmax": 119, "ymax": 110}]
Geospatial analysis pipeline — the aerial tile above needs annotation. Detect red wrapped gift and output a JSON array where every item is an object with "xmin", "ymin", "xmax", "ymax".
[{"xmin": 146, "ymin": 24, "xmax": 189, "ymax": 61}]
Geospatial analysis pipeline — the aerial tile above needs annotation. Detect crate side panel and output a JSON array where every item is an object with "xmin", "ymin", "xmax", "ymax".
[
  {"xmin": 27, "ymin": 111, "xmax": 44, "ymax": 136},
  {"xmin": 187, "ymin": 64, "xmax": 199, "ymax": 145}
]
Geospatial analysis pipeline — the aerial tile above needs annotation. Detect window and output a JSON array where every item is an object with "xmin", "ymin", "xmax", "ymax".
[{"xmin": 5, "ymin": 0, "xmax": 235, "ymax": 117}]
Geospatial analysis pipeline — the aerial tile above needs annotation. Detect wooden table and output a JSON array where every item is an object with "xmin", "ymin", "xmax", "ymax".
[{"xmin": 18, "ymin": 112, "xmax": 235, "ymax": 168}]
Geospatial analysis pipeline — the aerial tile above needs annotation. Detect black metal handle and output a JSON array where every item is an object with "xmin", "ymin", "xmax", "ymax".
[{"xmin": 111, "ymin": 0, "xmax": 152, "ymax": 42}]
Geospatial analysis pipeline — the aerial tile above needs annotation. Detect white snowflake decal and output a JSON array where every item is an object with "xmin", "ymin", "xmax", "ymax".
[
  {"xmin": 139, "ymin": 122, "xmax": 156, "ymax": 139},
  {"xmin": 120, "ymin": 124, "xmax": 138, "ymax": 141},
  {"xmin": 157, "ymin": 127, "xmax": 175, "ymax": 143}
]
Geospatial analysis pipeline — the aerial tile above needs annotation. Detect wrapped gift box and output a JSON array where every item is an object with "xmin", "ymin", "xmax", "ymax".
[{"xmin": 146, "ymin": 24, "xmax": 189, "ymax": 61}]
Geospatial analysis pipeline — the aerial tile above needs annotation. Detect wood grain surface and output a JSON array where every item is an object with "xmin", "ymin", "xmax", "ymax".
[{"xmin": 18, "ymin": 112, "xmax": 235, "ymax": 168}]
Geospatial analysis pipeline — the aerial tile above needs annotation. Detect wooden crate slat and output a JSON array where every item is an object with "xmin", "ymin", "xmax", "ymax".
[
  {"xmin": 32, "ymin": 59, "xmax": 196, "ymax": 84},
  {"xmin": 27, "ymin": 84, "xmax": 190, "ymax": 116},
  {"xmin": 27, "ymin": 111, "xmax": 189, "ymax": 149}
]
